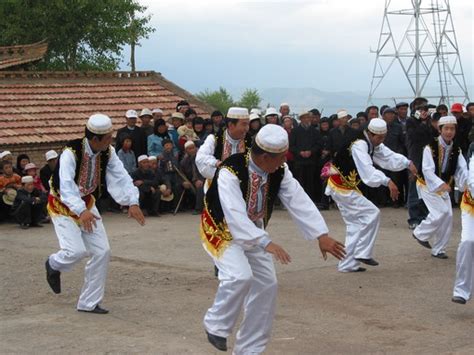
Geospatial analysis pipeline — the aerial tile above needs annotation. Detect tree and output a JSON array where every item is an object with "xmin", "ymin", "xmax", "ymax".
[
  {"xmin": 237, "ymin": 88, "xmax": 262, "ymax": 110},
  {"xmin": 196, "ymin": 87, "xmax": 235, "ymax": 114},
  {"xmin": 127, "ymin": 7, "xmax": 155, "ymax": 71},
  {"xmin": 0, "ymin": 0, "xmax": 155, "ymax": 71}
]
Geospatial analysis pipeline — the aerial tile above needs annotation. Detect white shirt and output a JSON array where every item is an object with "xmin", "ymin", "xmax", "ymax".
[
  {"xmin": 421, "ymin": 143, "xmax": 468, "ymax": 193},
  {"xmin": 217, "ymin": 159, "xmax": 329, "ymax": 249},
  {"xmin": 196, "ymin": 130, "xmax": 242, "ymax": 179},
  {"xmin": 58, "ymin": 139, "xmax": 139, "ymax": 216},
  {"xmin": 351, "ymin": 133, "xmax": 411, "ymax": 187},
  {"xmin": 468, "ymin": 153, "xmax": 474, "ymax": 195}
]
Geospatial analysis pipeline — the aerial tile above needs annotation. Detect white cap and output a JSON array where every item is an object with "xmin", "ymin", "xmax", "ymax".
[
  {"xmin": 249, "ymin": 113, "xmax": 261, "ymax": 122},
  {"xmin": 250, "ymin": 108, "xmax": 261, "ymax": 115},
  {"xmin": 255, "ymin": 124, "xmax": 289, "ymax": 154},
  {"xmin": 152, "ymin": 108, "xmax": 163, "ymax": 114},
  {"xmin": 227, "ymin": 107, "xmax": 249, "ymax": 119},
  {"xmin": 280, "ymin": 102, "xmax": 290, "ymax": 108},
  {"xmin": 24, "ymin": 163, "xmax": 37, "ymax": 171},
  {"xmin": 137, "ymin": 155, "xmax": 148, "ymax": 163},
  {"xmin": 438, "ymin": 115, "xmax": 457, "ymax": 126},
  {"xmin": 126, "ymin": 109, "xmax": 138, "ymax": 119},
  {"xmin": 264, "ymin": 107, "xmax": 279, "ymax": 117},
  {"xmin": 45, "ymin": 150, "xmax": 58, "ymax": 161},
  {"xmin": 368, "ymin": 118, "xmax": 387, "ymax": 135},
  {"xmin": 148, "ymin": 156, "xmax": 157, "ymax": 161},
  {"xmin": 87, "ymin": 113, "xmax": 113, "ymax": 135},
  {"xmin": 140, "ymin": 108, "xmax": 153, "ymax": 117},
  {"xmin": 0, "ymin": 151, "xmax": 12, "ymax": 159},
  {"xmin": 21, "ymin": 176, "xmax": 34, "ymax": 184},
  {"xmin": 171, "ymin": 112, "xmax": 185, "ymax": 120},
  {"xmin": 337, "ymin": 110, "xmax": 349, "ymax": 119},
  {"xmin": 184, "ymin": 141, "xmax": 195, "ymax": 149},
  {"xmin": 299, "ymin": 111, "xmax": 312, "ymax": 119}
]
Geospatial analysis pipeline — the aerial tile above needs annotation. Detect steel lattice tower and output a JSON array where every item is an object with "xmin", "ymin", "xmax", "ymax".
[{"xmin": 368, "ymin": 0, "xmax": 470, "ymax": 106}]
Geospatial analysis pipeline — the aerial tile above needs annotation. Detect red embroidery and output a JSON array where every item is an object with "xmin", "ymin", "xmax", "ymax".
[
  {"xmin": 247, "ymin": 172, "xmax": 267, "ymax": 222},
  {"xmin": 78, "ymin": 144, "xmax": 100, "ymax": 196}
]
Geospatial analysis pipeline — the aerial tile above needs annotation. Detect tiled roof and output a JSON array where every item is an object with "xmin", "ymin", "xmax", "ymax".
[
  {"xmin": 0, "ymin": 71, "xmax": 212, "ymax": 146},
  {"xmin": 0, "ymin": 40, "xmax": 48, "ymax": 70}
]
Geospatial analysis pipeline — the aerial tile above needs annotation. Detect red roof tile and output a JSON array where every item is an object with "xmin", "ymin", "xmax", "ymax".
[
  {"xmin": 0, "ymin": 41, "xmax": 48, "ymax": 70},
  {"xmin": 0, "ymin": 71, "xmax": 212, "ymax": 146}
]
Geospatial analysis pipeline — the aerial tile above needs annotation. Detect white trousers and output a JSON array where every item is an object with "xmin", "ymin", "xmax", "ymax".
[
  {"xmin": 204, "ymin": 243, "xmax": 277, "ymax": 355},
  {"xmin": 414, "ymin": 187, "xmax": 452, "ymax": 256},
  {"xmin": 326, "ymin": 187, "xmax": 380, "ymax": 272},
  {"xmin": 49, "ymin": 206, "xmax": 111, "ymax": 310},
  {"xmin": 453, "ymin": 210, "xmax": 474, "ymax": 301}
]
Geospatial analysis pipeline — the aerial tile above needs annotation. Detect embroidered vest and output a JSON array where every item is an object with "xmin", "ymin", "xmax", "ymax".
[
  {"xmin": 213, "ymin": 129, "xmax": 252, "ymax": 162},
  {"xmin": 419, "ymin": 138, "xmax": 460, "ymax": 186},
  {"xmin": 200, "ymin": 152, "xmax": 285, "ymax": 257}
]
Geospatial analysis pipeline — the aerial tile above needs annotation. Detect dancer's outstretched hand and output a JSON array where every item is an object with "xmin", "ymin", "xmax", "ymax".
[
  {"xmin": 128, "ymin": 204, "xmax": 145, "ymax": 226},
  {"xmin": 265, "ymin": 242, "xmax": 291, "ymax": 264},
  {"xmin": 318, "ymin": 235, "xmax": 346, "ymax": 261}
]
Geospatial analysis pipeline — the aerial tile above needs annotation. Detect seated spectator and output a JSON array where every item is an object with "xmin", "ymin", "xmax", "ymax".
[
  {"xmin": 0, "ymin": 161, "xmax": 22, "ymax": 222},
  {"xmin": 131, "ymin": 155, "xmax": 161, "ymax": 216},
  {"xmin": 148, "ymin": 119, "xmax": 173, "ymax": 158},
  {"xmin": 40, "ymin": 150, "xmax": 58, "ymax": 191},
  {"xmin": 117, "ymin": 135, "xmax": 137, "ymax": 175},
  {"xmin": 16, "ymin": 153, "xmax": 30, "ymax": 176},
  {"xmin": 192, "ymin": 116, "xmax": 209, "ymax": 147},
  {"xmin": 177, "ymin": 116, "xmax": 199, "ymax": 151},
  {"xmin": 0, "ymin": 150, "xmax": 14, "ymax": 174},
  {"xmin": 24, "ymin": 163, "xmax": 47, "ymax": 193},
  {"xmin": 180, "ymin": 141, "xmax": 205, "ymax": 214},
  {"xmin": 11, "ymin": 175, "xmax": 47, "ymax": 229},
  {"xmin": 159, "ymin": 138, "xmax": 182, "ymax": 206}
]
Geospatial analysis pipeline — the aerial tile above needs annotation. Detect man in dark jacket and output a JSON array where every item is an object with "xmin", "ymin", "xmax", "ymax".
[
  {"xmin": 12, "ymin": 175, "xmax": 47, "ymax": 229},
  {"xmin": 289, "ymin": 111, "xmax": 322, "ymax": 201},
  {"xmin": 328, "ymin": 110, "xmax": 356, "ymax": 157},
  {"xmin": 40, "ymin": 150, "xmax": 58, "ymax": 192},
  {"xmin": 115, "ymin": 109, "xmax": 147, "ymax": 159},
  {"xmin": 131, "ymin": 155, "xmax": 161, "ymax": 216}
]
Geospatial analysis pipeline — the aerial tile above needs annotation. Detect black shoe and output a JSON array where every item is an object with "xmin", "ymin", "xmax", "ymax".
[
  {"xmin": 20, "ymin": 223, "xmax": 30, "ymax": 229},
  {"xmin": 78, "ymin": 305, "xmax": 109, "ymax": 314},
  {"xmin": 451, "ymin": 296, "xmax": 467, "ymax": 305},
  {"xmin": 355, "ymin": 258, "xmax": 379, "ymax": 266},
  {"xmin": 206, "ymin": 331, "xmax": 227, "ymax": 351},
  {"xmin": 45, "ymin": 259, "xmax": 61, "ymax": 294},
  {"xmin": 412, "ymin": 234, "xmax": 431, "ymax": 249},
  {"xmin": 30, "ymin": 223, "xmax": 43, "ymax": 228},
  {"xmin": 349, "ymin": 267, "xmax": 367, "ymax": 273},
  {"xmin": 431, "ymin": 253, "xmax": 448, "ymax": 259},
  {"xmin": 214, "ymin": 265, "xmax": 219, "ymax": 278}
]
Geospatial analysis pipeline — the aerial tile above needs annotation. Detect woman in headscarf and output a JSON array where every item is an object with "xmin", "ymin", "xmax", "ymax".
[{"xmin": 15, "ymin": 153, "xmax": 30, "ymax": 176}]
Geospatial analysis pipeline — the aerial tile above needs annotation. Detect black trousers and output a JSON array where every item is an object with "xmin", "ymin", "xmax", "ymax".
[
  {"xmin": 294, "ymin": 163, "xmax": 316, "ymax": 201},
  {"xmin": 139, "ymin": 190, "xmax": 161, "ymax": 215},
  {"xmin": 13, "ymin": 201, "xmax": 43, "ymax": 225}
]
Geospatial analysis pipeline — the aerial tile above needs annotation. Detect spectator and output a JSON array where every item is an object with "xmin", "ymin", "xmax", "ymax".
[
  {"xmin": 451, "ymin": 103, "xmax": 472, "ymax": 157},
  {"xmin": 264, "ymin": 107, "xmax": 280, "ymax": 125},
  {"xmin": 116, "ymin": 109, "xmax": 147, "ymax": 159},
  {"xmin": 192, "ymin": 116, "xmax": 208, "ymax": 147},
  {"xmin": 436, "ymin": 104, "xmax": 449, "ymax": 117},
  {"xmin": 281, "ymin": 115, "xmax": 295, "ymax": 173},
  {"xmin": 24, "ymin": 163, "xmax": 46, "ymax": 193},
  {"xmin": 159, "ymin": 138, "xmax": 182, "ymax": 206},
  {"xmin": 185, "ymin": 108, "xmax": 197, "ymax": 121},
  {"xmin": 289, "ymin": 111, "xmax": 322, "ymax": 201},
  {"xmin": 248, "ymin": 113, "xmax": 262, "ymax": 140},
  {"xmin": 180, "ymin": 141, "xmax": 205, "ymax": 214},
  {"xmin": 310, "ymin": 109, "xmax": 321, "ymax": 129},
  {"xmin": 467, "ymin": 102, "xmax": 474, "ymax": 142},
  {"xmin": 16, "ymin": 153, "xmax": 30, "ymax": 176},
  {"xmin": 40, "ymin": 150, "xmax": 58, "ymax": 191},
  {"xmin": 0, "ymin": 161, "xmax": 21, "ymax": 222},
  {"xmin": 168, "ymin": 112, "xmax": 184, "ymax": 148},
  {"xmin": 279, "ymin": 103, "xmax": 290, "ymax": 117},
  {"xmin": 366, "ymin": 105, "xmax": 379, "ymax": 119},
  {"xmin": 152, "ymin": 108, "xmax": 163, "ymax": 121},
  {"xmin": 395, "ymin": 102, "xmax": 409, "ymax": 129},
  {"xmin": 211, "ymin": 110, "xmax": 224, "ymax": 133},
  {"xmin": 318, "ymin": 117, "xmax": 332, "ymax": 210},
  {"xmin": 139, "ymin": 108, "xmax": 154, "ymax": 137},
  {"xmin": 204, "ymin": 118, "xmax": 214, "ymax": 135},
  {"xmin": 348, "ymin": 117, "xmax": 361, "ymax": 130},
  {"xmin": 11, "ymin": 175, "xmax": 47, "ymax": 229},
  {"xmin": 117, "ymin": 135, "xmax": 137, "ymax": 175},
  {"xmin": 148, "ymin": 119, "xmax": 172, "ymax": 158},
  {"xmin": 0, "ymin": 151, "xmax": 13, "ymax": 174},
  {"xmin": 176, "ymin": 100, "xmax": 190, "ymax": 114},
  {"xmin": 329, "ymin": 114, "xmax": 340, "ymax": 129},
  {"xmin": 328, "ymin": 110, "xmax": 356, "ymax": 157},
  {"xmin": 356, "ymin": 111, "xmax": 368, "ymax": 126},
  {"xmin": 177, "ymin": 116, "xmax": 199, "ymax": 151},
  {"xmin": 131, "ymin": 155, "xmax": 161, "ymax": 216}
]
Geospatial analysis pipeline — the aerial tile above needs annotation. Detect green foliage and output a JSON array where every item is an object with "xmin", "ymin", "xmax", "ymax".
[
  {"xmin": 237, "ymin": 88, "xmax": 262, "ymax": 110},
  {"xmin": 0, "ymin": 0, "xmax": 155, "ymax": 71}
]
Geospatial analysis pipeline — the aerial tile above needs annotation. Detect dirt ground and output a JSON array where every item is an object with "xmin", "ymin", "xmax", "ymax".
[{"xmin": 1, "ymin": 207, "xmax": 472, "ymax": 354}]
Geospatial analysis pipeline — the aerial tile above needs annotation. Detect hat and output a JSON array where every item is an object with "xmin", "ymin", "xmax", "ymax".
[
  {"xmin": 87, "ymin": 113, "xmax": 114, "ymax": 135},
  {"xmin": 382, "ymin": 107, "xmax": 396, "ymax": 115},
  {"xmin": 21, "ymin": 175, "xmax": 34, "ymax": 183},
  {"xmin": 171, "ymin": 112, "xmax": 185, "ymax": 120},
  {"xmin": 368, "ymin": 118, "xmax": 387, "ymax": 135},
  {"xmin": 249, "ymin": 113, "xmax": 261, "ymax": 122},
  {"xmin": 310, "ymin": 108, "xmax": 321, "ymax": 116},
  {"xmin": 184, "ymin": 141, "xmax": 195, "ymax": 149},
  {"xmin": 2, "ymin": 188, "xmax": 17, "ymax": 206},
  {"xmin": 255, "ymin": 124, "xmax": 289, "ymax": 154},
  {"xmin": 250, "ymin": 108, "xmax": 261, "ymax": 116},
  {"xmin": 298, "ymin": 111, "xmax": 312, "ymax": 120},
  {"xmin": 45, "ymin": 150, "xmax": 58, "ymax": 161},
  {"xmin": 396, "ymin": 102, "xmax": 409, "ymax": 108},
  {"xmin": 24, "ymin": 163, "xmax": 37, "ymax": 171},
  {"xmin": 337, "ymin": 110, "xmax": 349, "ymax": 119},
  {"xmin": 152, "ymin": 108, "xmax": 163, "ymax": 114},
  {"xmin": 438, "ymin": 115, "xmax": 457, "ymax": 126},
  {"xmin": 159, "ymin": 184, "xmax": 175, "ymax": 202},
  {"xmin": 125, "ymin": 109, "xmax": 138, "ymax": 119},
  {"xmin": 137, "ymin": 155, "xmax": 148, "ymax": 163},
  {"xmin": 148, "ymin": 156, "xmax": 157, "ymax": 161},
  {"xmin": 280, "ymin": 102, "xmax": 290, "ymax": 108},
  {"xmin": 451, "ymin": 103, "xmax": 464, "ymax": 113},
  {"xmin": 227, "ymin": 107, "xmax": 249, "ymax": 120},
  {"xmin": 0, "ymin": 151, "xmax": 12, "ymax": 159},
  {"xmin": 140, "ymin": 108, "xmax": 153, "ymax": 117},
  {"xmin": 264, "ymin": 107, "xmax": 279, "ymax": 117},
  {"xmin": 349, "ymin": 117, "xmax": 360, "ymax": 124},
  {"xmin": 320, "ymin": 117, "xmax": 330, "ymax": 123}
]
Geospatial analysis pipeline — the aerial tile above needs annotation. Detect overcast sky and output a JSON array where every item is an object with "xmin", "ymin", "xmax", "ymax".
[{"xmin": 120, "ymin": 0, "xmax": 473, "ymax": 97}]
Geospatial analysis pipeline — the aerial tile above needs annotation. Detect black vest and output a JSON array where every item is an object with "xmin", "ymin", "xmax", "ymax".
[
  {"xmin": 51, "ymin": 138, "xmax": 110, "ymax": 199},
  {"xmin": 213, "ymin": 129, "xmax": 252, "ymax": 161},
  {"xmin": 205, "ymin": 152, "xmax": 285, "ymax": 229},
  {"xmin": 419, "ymin": 138, "xmax": 460, "ymax": 185}
]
